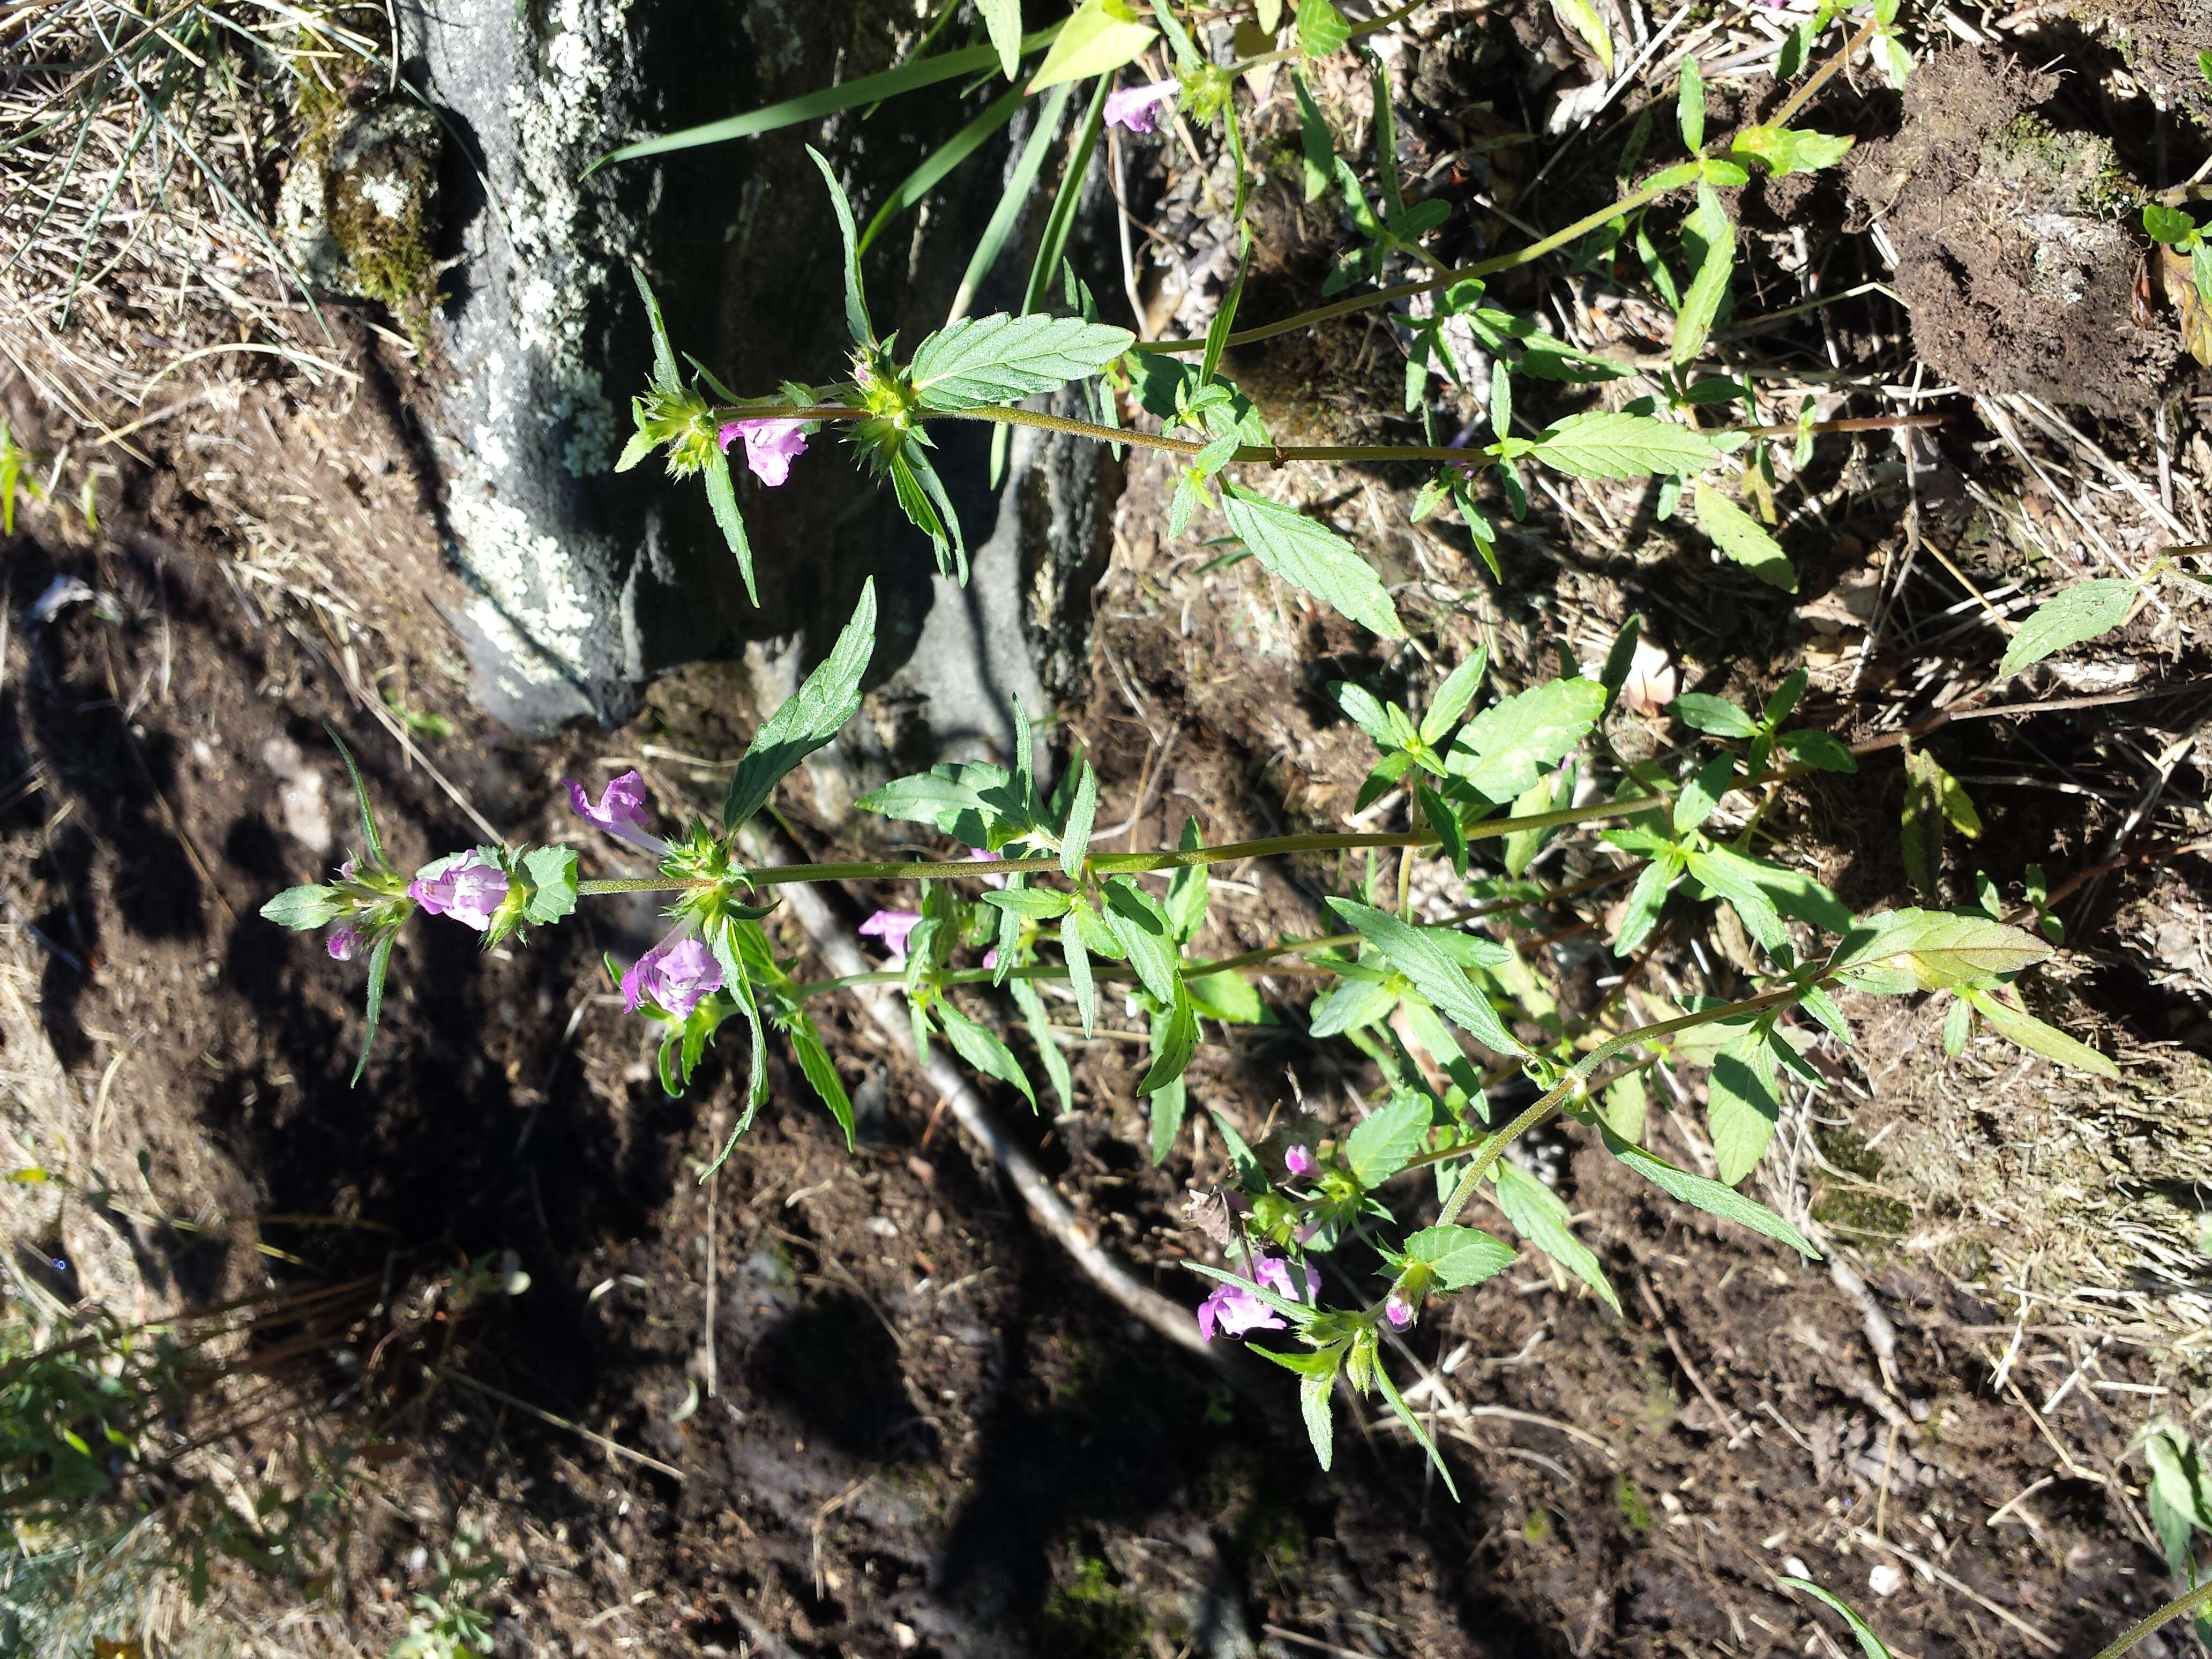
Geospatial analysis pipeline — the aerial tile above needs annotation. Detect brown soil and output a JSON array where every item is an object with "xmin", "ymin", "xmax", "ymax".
[
  {"xmin": 1844, "ymin": 46, "xmax": 2179, "ymax": 420},
  {"xmin": 2085, "ymin": 0, "xmax": 2212, "ymax": 128}
]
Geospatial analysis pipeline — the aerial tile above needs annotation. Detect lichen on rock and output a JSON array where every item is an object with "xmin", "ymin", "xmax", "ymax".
[{"xmin": 277, "ymin": 100, "xmax": 444, "ymax": 346}]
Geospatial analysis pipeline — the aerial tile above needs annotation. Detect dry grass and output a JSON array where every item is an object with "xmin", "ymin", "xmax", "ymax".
[{"xmin": 0, "ymin": 0, "xmax": 383, "ymax": 443}]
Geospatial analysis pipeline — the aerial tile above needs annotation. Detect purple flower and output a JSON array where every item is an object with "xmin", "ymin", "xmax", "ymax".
[
  {"xmin": 969, "ymin": 846, "xmax": 1007, "ymax": 890},
  {"xmin": 564, "ymin": 769, "xmax": 668, "ymax": 856},
  {"xmin": 622, "ymin": 934, "xmax": 723, "ymax": 1018},
  {"xmin": 1196, "ymin": 1254, "xmax": 1319, "ymax": 1342},
  {"xmin": 982, "ymin": 947, "xmax": 1000, "ymax": 972},
  {"xmin": 1104, "ymin": 78, "xmax": 1178, "ymax": 134},
  {"xmin": 1284, "ymin": 1144, "xmax": 1315, "ymax": 1178},
  {"xmin": 409, "ymin": 852, "xmax": 510, "ymax": 932},
  {"xmin": 718, "ymin": 419, "xmax": 809, "ymax": 487},
  {"xmin": 327, "ymin": 924, "xmax": 361, "ymax": 963},
  {"xmin": 1384, "ymin": 1291, "xmax": 1415, "ymax": 1329},
  {"xmin": 859, "ymin": 908, "xmax": 923, "ymax": 965}
]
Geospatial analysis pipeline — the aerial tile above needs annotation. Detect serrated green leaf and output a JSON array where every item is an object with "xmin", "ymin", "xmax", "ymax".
[
  {"xmin": 1998, "ymin": 578, "xmax": 2138, "ymax": 678},
  {"xmin": 1296, "ymin": 0, "xmax": 1351, "ymax": 57},
  {"xmin": 724, "ymin": 579, "xmax": 876, "ymax": 828},
  {"xmin": 1150, "ymin": 1073, "xmax": 1189, "ymax": 1165},
  {"xmin": 1673, "ymin": 752, "xmax": 1736, "ymax": 835},
  {"xmin": 1602, "ymin": 1126, "xmax": 1819, "ymax": 1257},
  {"xmin": 1344, "ymin": 1091, "xmax": 1432, "ymax": 1186},
  {"xmin": 787, "ymin": 1011, "xmax": 857, "ymax": 1147},
  {"xmin": 1220, "ymin": 487, "xmax": 1405, "ymax": 638},
  {"xmin": 1301, "ymin": 1364, "xmax": 1335, "ymax": 1469},
  {"xmin": 854, "ymin": 765, "xmax": 1000, "ymax": 837},
  {"xmin": 1447, "ymin": 677, "xmax": 1606, "ymax": 803},
  {"xmin": 1496, "ymin": 1162, "xmax": 1619, "ymax": 1312},
  {"xmin": 1029, "ymin": 0, "xmax": 1156, "ymax": 89},
  {"xmin": 938, "ymin": 999, "xmax": 1037, "ymax": 1108},
  {"xmin": 1403, "ymin": 1221, "xmax": 1516, "ymax": 1289},
  {"xmin": 350, "ymin": 934, "xmax": 394, "ymax": 1087},
  {"xmin": 1061, "ymin": 761, "xmax": 1097, "ymax": 881},
  {"xmin": 1328, "ymin": 900, "xmax": 1525, "ymax": 1056},
  {"xmin": 806, "ymin": 147, "xmax": 873, "ymax": 346},
  {"xmin": 1833, "ymin": 908, "xmax": 2052, "ymax": 995},
  {"xmin": 1613, "ymin": 855, "xmax": 1677, "ymax": 955},
  {"xmin": 1693, "ymin": 482, "xmax": 1796, "ymax": 591},
  {"xmin": 703, "ymin": 451, "xmax": 760, "ymax": 605},
  {"xmin": 983, "ymin": 887, "xmax": 1073, "ymax": 920},
  {"xmin": 908, "ymin": 312, "xmax": 1134, "ymax": 409},
  {"xmin": 1707, "ymin": 1027, "xmax": 1780, "ymax": 1185},
  {"xmin": 262, "ymin": 885, "xmax": 341, "ymax": 930},
  {"xmin": 1334, "ymin": 682, "xmax": 1398, "ymax": 749},
  {"xmin": 1533, "ymin": 411, "xmax": 1719, "ymax": 479},
  {"xmin": 521, "ymin": 846, "xmax": 579, "ymax": 925}
]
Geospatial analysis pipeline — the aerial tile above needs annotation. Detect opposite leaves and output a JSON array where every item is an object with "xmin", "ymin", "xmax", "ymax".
[{"xmin": 1220, "ymin": 487, "xmax": 1406, "ymax": 639}]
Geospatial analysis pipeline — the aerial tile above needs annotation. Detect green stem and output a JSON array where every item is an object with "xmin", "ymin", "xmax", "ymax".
[
  {"xmin": 724, "ymin": 402, "xmax": 1941, "ymax": 466},
  {"xmin": 2090, "ymin": 1576, "xmax": 2212, "ymax": 1659},
  {"xmin": 1432, "ymin": 981, "xmax": 1811, "ymax": 1227},
  {"xmin": 1130, "ymin": 182, "xmax": 1676, "ymax": 357},
  {"xmin": 582, "ymin": 799, "xmax": 1660, "ymax": 899},
  {"xmin": 1769, "ymin": 12, "xmax": 1881, "ymax": 130}
]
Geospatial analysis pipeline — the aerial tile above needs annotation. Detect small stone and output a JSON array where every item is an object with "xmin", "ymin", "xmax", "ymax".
[{"xmin": 1867, "ymin": 1563, "xmax": 1905, "ymax": 1598}]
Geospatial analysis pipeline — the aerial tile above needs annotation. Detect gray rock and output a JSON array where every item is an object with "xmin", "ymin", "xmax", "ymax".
[{"xmin": 403, "ymin": 0, "xmax": 1123, "ymax": 747}]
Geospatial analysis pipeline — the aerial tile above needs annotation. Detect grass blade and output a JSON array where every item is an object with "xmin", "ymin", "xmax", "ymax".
[
  {"xmin": 588, "ymin": 23, "xmax": 1065, "ymax": 173},
  {"xmin": 857, "ymin": 83, "xmax": 1025, "ymax": 257}
]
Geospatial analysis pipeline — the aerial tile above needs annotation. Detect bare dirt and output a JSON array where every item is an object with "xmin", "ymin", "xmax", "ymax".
[{"xmin": 1844, "ymin": 46, "xmax": 2179, "ymax": 420}]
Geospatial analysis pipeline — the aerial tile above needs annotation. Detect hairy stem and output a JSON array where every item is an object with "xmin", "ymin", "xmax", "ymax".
[
  {"xmin": 2090, "ymin": 1575, "xmax": 2212, "ymax": 1659},
  {"xmin": 1132, "ymin": 182, "xmax": 1676, "ymax": 356},
  {"xmin": 1770, "ymin": 13, "xmax": 1882, "ymax": 130},
  {"xmin": 1432, "ymin": 981, "xmax": 1810, "ymax": 1227},
  {"xmin": 721, "ymin": 402, "xmax": 1944, "ymax": 466}
]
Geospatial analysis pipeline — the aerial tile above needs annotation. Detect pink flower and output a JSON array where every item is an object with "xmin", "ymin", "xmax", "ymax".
[
  {"xmin": 969, "ymin": 846, "xmax": 1007, "ymax": 890},
  {"xmin": 1104, "ymin": 78, "xmax": 1178, "ymax": 134},
  {"xmin": 621, "ymin": 934, "xmax": 723, "ymax": 1018},
  {"xmin": 982, "ymin": 947, "xmax": 1000, "ymax": 971},
  {"xmin": 327, "ymin": 924, "xmax": 361, "ymax": 962},
  {"xmin": 1384, "ymin": 1291, "xmax": 1415, "ymax": 1329},
  {"xmin": 1284, "ymin": 1144, "xmax": 1315, "ymax": 1178},
  {"xmin": 718, "ymin": 419, "xmax": 809, "ymax": 487},
  {"xmin": 1196, "ymin": 1254, "xmax": 1319, "ymax": 1342},
  {"xmin": 859, "ymin": 908, "xmax": 923, "ymax": 965},
  {"xmin": 409, "ymin": 851, "xmax": 510, "ymax": 932},
  {"xmin": 564, "ymin": 769, "xmax": 668, "ymax": 856}
]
